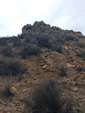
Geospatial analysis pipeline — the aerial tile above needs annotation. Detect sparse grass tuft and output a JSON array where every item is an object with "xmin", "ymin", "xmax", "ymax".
[
  {"xmin": 24, "ymin": 79, "xmax": 73, "ymax": 113},
  {"xmin": 0, "ymin": 58, "xmax": 25, "ymax": 76},
  {"xmin": 20, "ymin": 44, "xmax": 41, "ymax": 59}
]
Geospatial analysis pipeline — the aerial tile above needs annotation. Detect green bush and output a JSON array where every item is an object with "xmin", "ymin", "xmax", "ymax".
[
  {"xmin": 24, "ymin": 36, "xmax": 32, "ymax": 43},
  {"xmin": 0, "ymin": 58, "xmax": 25, "ymax": 76},
  {"xmin": 77, "ymin": 51, "xmax": 85, "ymax": 60},
  {"xmin": 57, "ymin": 38, "xmax": 64, "ymax": 44},
  {"xmin": 22, "ymin": 24, "xmax": 32, "ymax": 31},
  {"xmin": 25, "ymin": 36, "xmax": 38, "ymax": 44},
  {"xmin": 76, "ymin": 42, "xmax": 85, "ymax": 48},
  {"xmin": 37, "ymin": 33, "xmax": 51, "ymax": 48},
  {"xmin": 13, "ymin": 39, "xmax": 21, "ymax": 47},
  {"xmin": 75, "ymin": 39, "xmax": 79, "ymax": 42},
  {"xmin": 1, "ymin": 46, "xmax": 13, "ymax": 57},
  {"xmin": 25, "ymin": 79, "xmax": 73, "ymax": 113},
  {"xmin": 51, "ymin": 44, "xmax": 62, "ymax": 53},
  {"xmin": 65, "ymin": 34, "xmax": 75, "ymax": 41},
  {"xmin": 0, "ymin": 38, "xmax": 7, "ymax": 46},
  {"xmin": 20, "ymin": 44, "xmax": 41, "ymax": 59}
]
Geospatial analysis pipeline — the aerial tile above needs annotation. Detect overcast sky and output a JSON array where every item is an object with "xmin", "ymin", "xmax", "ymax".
[{"xmin": 0, "ymin": 0, "xmax": 85, "ymax": 36}]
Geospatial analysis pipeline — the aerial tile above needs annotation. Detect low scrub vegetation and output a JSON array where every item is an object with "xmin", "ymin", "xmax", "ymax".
[
  {"xmin": 20, "ymin": 44, "xmax": 41, "ymax": 59},
  {"xmin": 51, "ymin": 44, "xmax": 62, "ymax": 53},
  {"xmin": 13, "ymin": 38, "xmax": 21, "ymax": 47},
  {"xmin": 36, "ymin": 33, "xmax": 51, "ymax": 48},
  {"xmin": 77, "ymin": 51, "xmax": 85, "ymax": 60},
  {"xmin": 0, "ymin": 38, "xmax": 7, "ymax": 46},
  {"xmin": 65, "ymin": 34, "xmax": 75, "ymax": 41},
  {"xmin": 1, "ymin": 46, "xmax": 13, "ymax": 57},
  {"xmin": 24, "ymin": 79, "xmax": 73, "ymax": 113},
  {"xmin": 76, "ymin": 42, "xmax": 85, "ymax": 48},
  {"xmin": 0, "ymin": 58, "xmax": 25, "ymax": 76},
  {"xmin": 23, "ymin": 32, "xmax": 64, "ymax": 53}
]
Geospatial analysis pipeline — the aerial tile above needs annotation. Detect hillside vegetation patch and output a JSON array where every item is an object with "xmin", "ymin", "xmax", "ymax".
[{"xmin": 0, "ymin": 58, "xmax": 25, "ymax": 76}]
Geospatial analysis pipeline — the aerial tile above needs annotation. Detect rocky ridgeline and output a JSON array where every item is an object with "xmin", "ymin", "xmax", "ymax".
[{"xmin": 22, "ymin": 21, "xmax": 84, "ymax": 38}]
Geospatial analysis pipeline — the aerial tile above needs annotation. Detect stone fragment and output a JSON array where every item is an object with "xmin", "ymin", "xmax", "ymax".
[
  {"xmin": 72, "ymin": 87, "xmax": 78, "ymax": 92},
  {"xmin": 67, "ymin": 63, "xmax": 75, "ymax": 68},
  {"xmin": 42, "ymin": 65, "xmax": 47, "ymax": 69}
]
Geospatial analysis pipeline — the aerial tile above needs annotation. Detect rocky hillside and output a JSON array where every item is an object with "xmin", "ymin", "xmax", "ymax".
[{"xmin": 0, "ymin": 21, "xmax": 85, "ymax": 113}]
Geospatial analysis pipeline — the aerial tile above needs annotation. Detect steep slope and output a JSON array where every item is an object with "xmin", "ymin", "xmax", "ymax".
[{"xmin": 0, "ymin": 21, "xmax": 85, "ymax": 113}]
